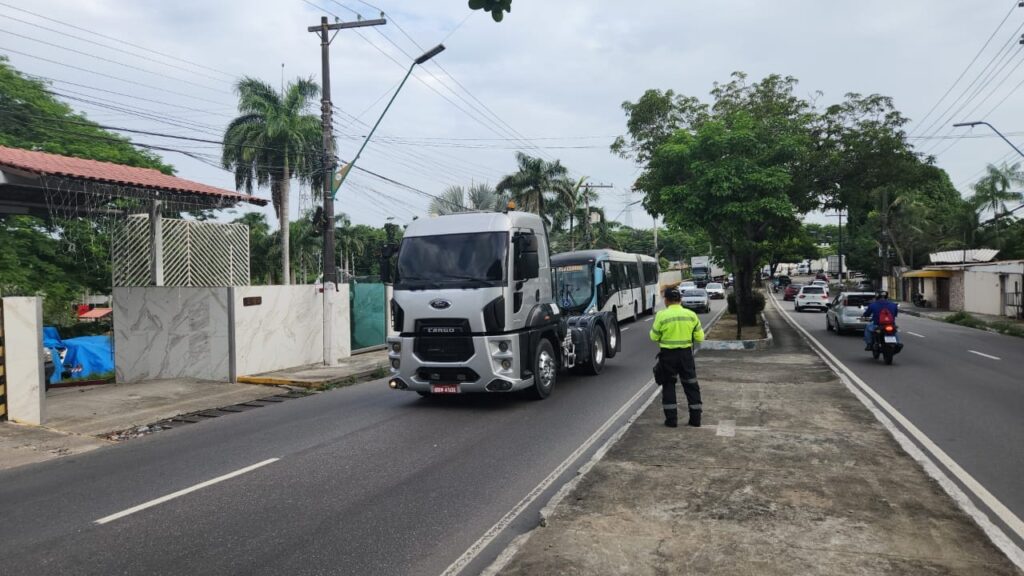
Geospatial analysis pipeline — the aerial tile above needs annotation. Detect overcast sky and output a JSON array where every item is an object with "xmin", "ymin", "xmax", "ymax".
[{"xmin": 3, "ymin": 0, "xmax": 1023, "ymax": 229}]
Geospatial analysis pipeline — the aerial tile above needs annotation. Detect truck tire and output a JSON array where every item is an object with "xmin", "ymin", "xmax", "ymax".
[
  {"xmin": 580, "ymin": 325, "xmax": 606, "ymax": 375},
  {"xmin": 527, "ymin": 339, "xmax": 557, "ymax": 400},
  {"xmin": 605, "ymin": 317, "xmax": 619, "ymax": 359}
]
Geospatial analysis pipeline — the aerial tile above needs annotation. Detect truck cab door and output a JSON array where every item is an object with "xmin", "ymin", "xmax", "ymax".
[{"xmin": 510, "ymin": 230, "xmax": 543, "ymax": 330}]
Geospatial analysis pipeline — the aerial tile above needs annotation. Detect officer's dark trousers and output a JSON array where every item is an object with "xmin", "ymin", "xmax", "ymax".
[{"xmin": 654, "ymin": 347, "xmax": 702, "ymax": 424}]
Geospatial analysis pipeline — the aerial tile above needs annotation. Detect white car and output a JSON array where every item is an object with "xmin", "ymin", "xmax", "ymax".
[
  {"xmin": 704, "ymin": 282, "xmax": 725, "ymax": 300},
  {"xmin": 681, "ymin": 289, "xmax": 710, "ymax": 313},
  {"xmin": 680, "ymin": 281, "xmax": 697, "ymax": 291},
  {"xmin": 794, "ymin": 285, "xmax": 829, "ymax": 312},
  {"xmin": 810, "ymin": 279, "xmax": 829, "ymax": 293}
]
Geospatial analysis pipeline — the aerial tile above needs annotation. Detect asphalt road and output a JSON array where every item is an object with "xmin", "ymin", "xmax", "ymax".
[
  {"xmin": 0, "ymin": 300, "xmax": 725, "ymax": 576},
  {"xmin": 773, "ymin": 288, "xmax": 1024, "ymax": 546}
]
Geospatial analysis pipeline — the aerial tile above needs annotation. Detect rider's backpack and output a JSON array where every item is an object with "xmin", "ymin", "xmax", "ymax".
[{"xmin": 878, "ymin": 306, "xmax": 894, "ymax": 325}]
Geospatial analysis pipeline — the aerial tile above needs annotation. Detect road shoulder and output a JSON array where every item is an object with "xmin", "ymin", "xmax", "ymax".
[{"xmin": 494, "ymin": 307, "xmax": 1022, "ymax": 575}]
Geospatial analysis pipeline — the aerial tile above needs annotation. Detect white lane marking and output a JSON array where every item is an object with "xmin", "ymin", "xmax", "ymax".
[
  {"xmin": 482, "ymin": 385, "xmax": 662, "ymax": 576},
  {"xmin": 769, "ymin": 295, "xmax": 1024, "ymax": 568},
  {"xmin": 906, "ymin": 331, "xmax": 925, "ymax": 338},
  {"xmin": 94, "ymin": 458, "xmax": 279, "ymax": 525},
  {"xmin": 442, "ymin": 381, "xmax": 658, "ymax": 576},
  {"xmin": 645, "ymin": 317, "xmax": 654, "ymax": 323},
  {"xmin": 621, "ymin": 326, "xmax": 631, "ymax": 332},
  {"xmin": 969, "ymin": 350, "xmax": 1001, "ymax": 361},
  {"xmin": 716, "ymin": 420, "xmax": 736, "ymax": 437}
]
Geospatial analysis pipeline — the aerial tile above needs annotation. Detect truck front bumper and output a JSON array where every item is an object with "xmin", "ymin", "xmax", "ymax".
[{"xmin": 385, "ymin": 334, "xmax": 534, "ymax": 394}]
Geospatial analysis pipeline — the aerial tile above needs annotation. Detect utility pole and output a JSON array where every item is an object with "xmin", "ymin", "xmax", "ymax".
[
  {"xmin": 581, "ymin": 182, "xmax": 613, "ymax": 248},
  {"xmin": 309, "ymin": 14, "xmax": 386, "ymax": 366}
]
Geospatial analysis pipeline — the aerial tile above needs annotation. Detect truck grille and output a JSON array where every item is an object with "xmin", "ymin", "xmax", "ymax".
[{"xmin": 414, "ymin": 319, "xmax": 474, "ymax": 362}]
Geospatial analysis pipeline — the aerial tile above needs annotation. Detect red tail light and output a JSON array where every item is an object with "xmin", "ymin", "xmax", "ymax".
[
  {"xmin": 883, "ymin": 325, "xmax": 895, "ymax": 333},
  {"xmin": 821, "ymin": 295, "xmax": 828, "ymax": 299}
]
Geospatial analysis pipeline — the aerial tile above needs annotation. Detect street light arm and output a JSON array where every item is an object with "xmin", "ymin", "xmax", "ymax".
[
  {"xmin": 332, "ymin": 44, "xmax": 445, "ymax": 199},
  {"xmin": 952, "ymin": 120, "xmax": 1024, "ymax": 159}
]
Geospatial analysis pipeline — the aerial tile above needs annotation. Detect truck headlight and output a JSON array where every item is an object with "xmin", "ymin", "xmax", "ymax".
[
  {"xmin": 500, "ymin": 359, "xmax": 512, "ymax": 370},
  {"xmin": 391, "ymin": 342, "xmax": 401, "ymax": 353},
  {"xmin": 391, "ymin": 359, "xmax": 400, "ymax": 369},
  {"xmin": 498, "ymin": 340, "xmax": 509, "ymax": 352}
]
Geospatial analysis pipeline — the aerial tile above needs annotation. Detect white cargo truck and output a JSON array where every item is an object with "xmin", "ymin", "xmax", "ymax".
[{"xmin": 386, "ymin": 210, "xmax": 620, "ymax": 399}]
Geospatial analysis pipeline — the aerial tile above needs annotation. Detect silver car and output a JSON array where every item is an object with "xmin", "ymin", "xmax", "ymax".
[
  {"xmin": 825, "ymin": 292, "xmax": 875, "ymax": 334},
  {"xmin": 682, "ymin": 289, "xmax": 710, "ymax": 313}
]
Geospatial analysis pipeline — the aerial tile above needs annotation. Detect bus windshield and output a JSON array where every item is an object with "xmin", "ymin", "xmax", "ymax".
[{"xmin": 553, "ymin": 263, "xmax": 594, "ymax": 311}]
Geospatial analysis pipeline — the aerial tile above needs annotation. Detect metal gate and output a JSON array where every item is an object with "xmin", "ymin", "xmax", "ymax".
[
  {"xmin": 349, "ymin": 277, "xmax": 385, "ymax": 352},
  {"xmin": 0, "ymin": 300, "xmax": 7, "ymax": 421}
]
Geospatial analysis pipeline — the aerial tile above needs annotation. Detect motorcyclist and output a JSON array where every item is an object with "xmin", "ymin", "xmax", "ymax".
[{"xmin": 862, "ymin": 291, "xmax": 900, "ymax": 350}]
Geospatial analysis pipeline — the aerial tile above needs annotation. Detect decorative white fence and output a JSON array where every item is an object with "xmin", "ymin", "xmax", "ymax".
[{"xmin": 112, "ymin": 215, "xmax": 249, "ymax": 287}]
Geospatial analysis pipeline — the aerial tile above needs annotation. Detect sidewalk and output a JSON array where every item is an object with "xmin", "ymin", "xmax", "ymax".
[
  {"xmin": 496, "ymin": 308, "xmax": 1021, "ymax": 575},
  {"xmin": 0, "ymin": 350, "xmax": 388, "ymax": 471}
]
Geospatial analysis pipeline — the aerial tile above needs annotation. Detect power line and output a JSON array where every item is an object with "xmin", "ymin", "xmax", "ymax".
[{"xmin": 910, "ymin": 0, "xmax": 1018, "ymax": 137}]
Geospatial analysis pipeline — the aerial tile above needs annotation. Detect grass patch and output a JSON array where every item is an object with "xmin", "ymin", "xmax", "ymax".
[
  {"xmin": 945, "ymin": 311, "xmax": 1024, "ymax": 337},
  {"xmin": 706, "ymin": 313, "xmax": 766, "ymax": 341}
]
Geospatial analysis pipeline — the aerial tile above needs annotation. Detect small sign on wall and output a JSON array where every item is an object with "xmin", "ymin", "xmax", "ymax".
[{"xmin": 243, "ymin": 296, "xmax": 262, "ymax": 307}]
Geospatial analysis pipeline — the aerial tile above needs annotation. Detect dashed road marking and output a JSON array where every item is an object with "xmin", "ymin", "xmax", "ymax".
[
  {"xmin": 95, "ymin": 458, "xmax": 279, "ymax": 525},
  {"xmin": 621, "ymin": 326, "xmax": 631, "ymax": 332},
  {"xmin": 969, "ymin": 350, "xmax": 1001, "ymax": 361},
  {"xmin": 906, "ymin": 331, "xmax": 925, "ymax": 338}
]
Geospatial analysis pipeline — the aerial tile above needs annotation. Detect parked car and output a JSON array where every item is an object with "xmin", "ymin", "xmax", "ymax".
[
  {"xmin": 783, "ymin": 283, "xmax": 804, "ymax": 301},
  {"xmin": 681, "ymin": 289, "xmax": 711, "ymax": 313},
  {"xmin": 794, "ymin": 285, "xmax": 829, "ymax": 312},
  {"xmin": 705, "ymin": 282, "xmax": 725, "ymax": 300},
  {"xmin": 825, "ymin": 292, "xmax": 875, "ymax": 334}
]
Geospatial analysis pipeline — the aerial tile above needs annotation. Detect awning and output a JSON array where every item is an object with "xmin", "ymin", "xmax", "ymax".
[
  {"xmin": 903, "ymin": 270, "xmax": 954, "ymax": 278},
  {"xmin": 78, "ymin": 307, "xmax": 112, "ymax": 319}
]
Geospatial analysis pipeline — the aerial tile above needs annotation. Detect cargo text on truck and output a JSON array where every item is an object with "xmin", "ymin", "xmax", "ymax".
[{"xmin": 386, "ymin": 209, "xmax": 621, "ymax": 399}]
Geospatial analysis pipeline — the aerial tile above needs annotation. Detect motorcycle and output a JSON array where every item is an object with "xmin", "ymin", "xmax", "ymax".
[{"xmin": 862, "ymin": 315, "xmax": 903, "ymax": 365}]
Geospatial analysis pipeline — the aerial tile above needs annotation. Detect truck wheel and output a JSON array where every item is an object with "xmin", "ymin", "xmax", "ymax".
[
  {"xmin": 606, "ymin": 318, "xmax": 619, "ymax": 359},
  {"xmin": 527, "ymin": 339, "xmax": 557, "ymax": 400},
  {"xmin": 581, "ymin": 326, "xmax": 606, "ymax": 375}
]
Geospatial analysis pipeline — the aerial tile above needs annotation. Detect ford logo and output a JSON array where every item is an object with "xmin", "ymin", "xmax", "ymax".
[{"xmin": 429, "ymin": 299, "xmax": 452, "ymax": 310}]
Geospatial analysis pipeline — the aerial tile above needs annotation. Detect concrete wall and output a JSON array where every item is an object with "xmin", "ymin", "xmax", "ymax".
[
  {"xmin": 658, "ymin": 271, "xmax": 683, "ymax": 286},
  {"xmin": 2, "ymin": 297, "xmax": 46, "ymax": 424},
  {"xmin": 114, "ymin": 287, "xmax": 232, "ymax": 384},
  {"xmin": 964, "ymin": 270, "xmax": 1006, "ymax": 316},
  {"xmin": 114, "ymin": 284, "xmax": 352, "ymax": 383},
  {"xmin": 232, "ymin": 285, "xmax": 350, "ymax": 376},
  {"xmin": 949, "ymin": 274, "xmax": 965, "ymax": 312}
]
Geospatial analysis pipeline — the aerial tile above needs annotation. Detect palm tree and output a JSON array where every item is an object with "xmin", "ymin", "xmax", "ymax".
[
  {"xmin": 496, "ymin": 152, "xmax": 569, "ymax": 221},
  {"xmin": 222, "ymin": 77, "xmax": 324, "ymax": 285},
  {"xmin": 335, "ymin": 214, "xmax": 365, "ymax": 280},
  {"xmin": 428, "ymin": 183, "xmax": 502, "ymax": 216},
  {"xmin": 971, "ymin": 162, "xmax": 1024, "ymax": 248},
  {"xmin": 551, "ymin": 176, "xmax": 597, "ymax": 251}
]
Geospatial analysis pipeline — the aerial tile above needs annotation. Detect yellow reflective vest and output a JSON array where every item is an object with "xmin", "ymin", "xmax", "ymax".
[{"xmin": 649, "ymin": 304, "xmax": 705, "ymax": 349}]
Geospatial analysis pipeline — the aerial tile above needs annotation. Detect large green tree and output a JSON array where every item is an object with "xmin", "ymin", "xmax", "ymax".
[
  {"xmin": 637, "ymin": 73, "xmax": 821, "ymax": 330},
  {"xmin": 222, "ymin": 77, "xmax": 324, "ymax": 285},
  {"xmin": 429, "ymin": 183, "xmax": 503, "ymax": 215}
]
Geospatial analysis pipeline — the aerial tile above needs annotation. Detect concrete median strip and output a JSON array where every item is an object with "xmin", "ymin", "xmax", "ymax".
[{"xmin": 491, "ymin": 297, "xmax": 1023, "ymax": 575}]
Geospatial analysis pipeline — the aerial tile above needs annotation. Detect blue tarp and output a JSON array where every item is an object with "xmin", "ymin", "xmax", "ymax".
[{"xmin": 43, "ymin": 327, "xmax": 113, "ymax": 384}]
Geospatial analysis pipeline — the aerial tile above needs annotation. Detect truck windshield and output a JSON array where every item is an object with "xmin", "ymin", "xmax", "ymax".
[
  {"xmin": 396, "ymin": 232, "xmax": 508, "ymax": 289},
  {"xmin": 553, "ymin": 263, "xmax": 594, "ymax": 311}
]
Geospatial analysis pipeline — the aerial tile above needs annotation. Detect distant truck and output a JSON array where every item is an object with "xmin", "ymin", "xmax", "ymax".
[
  {"xmin": 827, "ymin": 254, "xmax": 846, "ymax": 277},
  {"xmin": 690, "ymin": 256, "xmax": 725, "ymax": 287}
]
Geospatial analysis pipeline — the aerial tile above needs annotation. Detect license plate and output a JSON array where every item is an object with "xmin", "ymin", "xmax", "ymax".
[
  {"xmin": 884, "ymin": 336, "xmax": 897, "ymax": 344},
  {"xmin": 431, "ymin": 384, "xmax": 460, "ymax": 394}
]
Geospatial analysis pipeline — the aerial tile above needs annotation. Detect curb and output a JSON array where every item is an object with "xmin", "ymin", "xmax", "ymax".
[
  {"xmin": 699, "ymin": 311, "xmax": 773, "ymax": 351},
  {"xmin": 236, "ymin": 362, "xmax": 388, "ymax": 390}
]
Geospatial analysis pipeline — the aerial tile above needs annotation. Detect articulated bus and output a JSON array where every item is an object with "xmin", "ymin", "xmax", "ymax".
[{"xmin": 551, "ymin": 250, "xmax": 659, "ymax": 323}]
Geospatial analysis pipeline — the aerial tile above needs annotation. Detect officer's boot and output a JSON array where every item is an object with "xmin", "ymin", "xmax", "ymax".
[
  {"xmin": 688, "ymin": 409, "xmax": 702, "ymax": 427},
  {"xmin": 664, "ymin": 409, "xmax": 678, "ymax": 428}
]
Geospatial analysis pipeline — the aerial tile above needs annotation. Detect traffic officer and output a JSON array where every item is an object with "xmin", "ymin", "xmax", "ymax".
[{"xmin": 650, "ymin": 284, "xmax": 705, "ymax": 427}]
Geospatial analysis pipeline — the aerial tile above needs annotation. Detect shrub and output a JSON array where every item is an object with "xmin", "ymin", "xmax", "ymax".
[
  {"xmin": 944, "ymin": 311, "xmax": 986, "ymax": 329},
  {"xmin": 989, "ymin": 320, "xmax": 1024, "ymax": 338},
  {"xmin": 726, "ymin": 291, "xmax": 766, "ymax": 316}
]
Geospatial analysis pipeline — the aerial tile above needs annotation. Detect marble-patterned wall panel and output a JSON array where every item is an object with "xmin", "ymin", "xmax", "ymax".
[
  {"xmin": 330, "ymin": 284, "xmax": 351, "ymax": 362},
  {"xmin": 114, "ymin": 287, "xmax": 231, "ymax": 384},
  {"xmin": 3, "ymin": 297, "xmax": 46, "ymax": 424},
  {"xmin": 233, "ymin": 286, "xmax": 324, "ymax": 376}
]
